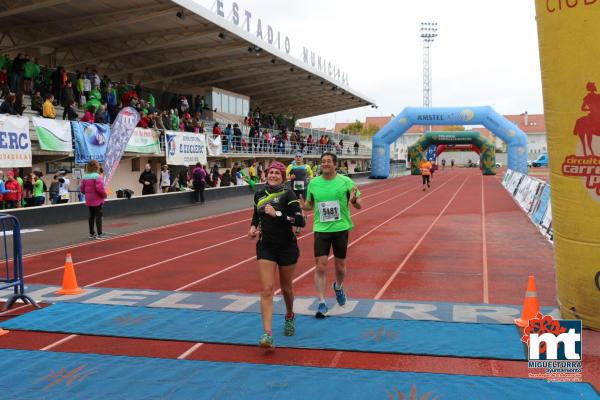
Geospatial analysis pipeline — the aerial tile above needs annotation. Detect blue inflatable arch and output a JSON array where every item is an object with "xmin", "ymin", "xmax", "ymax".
[{"xmin": 371, "ymin": 107, "xmax": 528, "ymax": 178}]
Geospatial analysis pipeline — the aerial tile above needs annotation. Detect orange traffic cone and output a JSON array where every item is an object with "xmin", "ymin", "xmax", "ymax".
[
  {"xmin": 514, "ymin": 275, "xmax": 540, "ymax": 328},
  {"xmin": 55, "ymin": 253, "xmax": 83, "ymax": 295},
  {"xmin": 0, "ymin": 328, "xmax": 9, "ymax": 336}
]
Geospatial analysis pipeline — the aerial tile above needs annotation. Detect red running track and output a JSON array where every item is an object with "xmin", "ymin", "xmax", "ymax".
[{"xmin": 1, "ymin": 168, "xmax": 598, "ymax": 389}]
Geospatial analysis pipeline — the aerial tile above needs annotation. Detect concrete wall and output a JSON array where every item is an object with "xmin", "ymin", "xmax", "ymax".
[{"xmin": 3, "ymin": 171, "xmax": 371, "ymax": 228}]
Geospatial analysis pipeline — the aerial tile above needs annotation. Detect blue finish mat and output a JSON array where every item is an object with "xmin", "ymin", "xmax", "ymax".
[
  {"xmin": 3, "ymin": 302, "xmax": 530, "ymax": 360},
  {"xmin": 0, "ymin": 349, "xmax": 596, "ymax": 400}
]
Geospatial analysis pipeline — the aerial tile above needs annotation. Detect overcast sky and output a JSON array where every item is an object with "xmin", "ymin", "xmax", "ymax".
[{"xmin": 194, "ymin": 0, "xmax": 543, "ymax": 128}]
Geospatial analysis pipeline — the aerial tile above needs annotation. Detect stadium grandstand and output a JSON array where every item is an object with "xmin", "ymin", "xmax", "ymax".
[{"xmin": 0, "ymin": 0, "xmax": 376, "ymax": 196}]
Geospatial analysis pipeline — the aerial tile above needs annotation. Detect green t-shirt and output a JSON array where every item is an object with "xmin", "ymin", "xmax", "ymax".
[
  {"xmin": 33, "ymin": 179, "xmax": 44, "ymax": 197},
  {"xmin": 23, "ymin": 61, "xmax": 40, "ymax": 79},
  {"xmin": 306, "ymin": 174, "xmax": 361, "ymax": 233},
  {"xmin": 0, "ymin": 55, "xmax": 9, "ymax": 70}
]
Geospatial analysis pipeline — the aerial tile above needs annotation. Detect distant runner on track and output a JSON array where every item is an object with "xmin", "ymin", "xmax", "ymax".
[{"xmin": 420, "ymin": 159, "xmax": 432, "ymax": 191}]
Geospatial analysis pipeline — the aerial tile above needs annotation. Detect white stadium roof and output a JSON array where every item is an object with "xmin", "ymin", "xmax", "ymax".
[{"xmin": 1, "ymin": 0, "xmax": 376, "ymax": 118}]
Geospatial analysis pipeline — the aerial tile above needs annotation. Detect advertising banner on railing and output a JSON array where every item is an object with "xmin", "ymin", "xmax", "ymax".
[
  {"xmin": 125, "ymin": 128, "xmax": 161, "ymax": 154},
  {"xmin": 207, "ymin": 135, "xmax": 222, "ymax": 156},
  {"xmin": 532, "ymin": 185, "xmax": 551, "ymax": 225},
  {"xmin": 72, "ymin": 122, "xmax": 111, "ymax": 164},
  {"xmin": 103, "ymin": 107, "xmax": 140, "ymax": 186},
  {"xmin": 165, "ymin": 131, "xmax": 207, "ymax": 166},
  {"xmin": 0, "ymin": 115, "xmax": 32, "ymax": 168},
  {"xmin": 32, "ymin": 117, "xmax": 72, "ymax": 152}
]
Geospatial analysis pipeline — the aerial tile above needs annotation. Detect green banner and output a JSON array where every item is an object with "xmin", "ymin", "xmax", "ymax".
[
  {"xmin": 32, "ymin": 117, "xmax": 72, "ymax": 152},
  {"xmin": 125, "ymin": 128, "xmax": 161, "ymax": 154}
]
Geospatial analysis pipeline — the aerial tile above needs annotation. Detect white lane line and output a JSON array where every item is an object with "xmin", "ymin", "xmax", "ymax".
[
  {"xmin": 23, "ymin": 207, "xmax": 254, "ymax": 259},
  {"xmin": 329, "ymin": 351, "xmax": 344, "ymax": 367},
  {"xmin": 40, "ymin": 334, "xmax": 78, "ymax": 351},
  {"xmin": 481, "ymin": 174, "xmax": 489, "ymax": 304},
  {"xmin": 26, "ymin": 179, "xmax": 405, "ymax": 279},
  {"xmin": 25, "ymin": 218, "xmax": 251, "ymax": 279},
  {"xmin": 177, "ymin": 342, "xmax": 204, "ymax": 359},
  {"xmin": 0, "ymin": 304, "xmax": 31, "ymax": 316},
  {"xmin": 276, "ymin": 174, "xmax": 463, "ymax": 295},
  {"xmin": 173, "ymin": 180, "xmax": 423, "ymax": 292},
  {"xmin": 23, "ymin": 178, "xmax": 403, "ymax": 260},
  {"xmin": 3, "ymin": 229, "xmax": 43, "ymax": 236},
  {"xmin": 374, "ymin": 175, "xmax": 470, "ymax": 299}
]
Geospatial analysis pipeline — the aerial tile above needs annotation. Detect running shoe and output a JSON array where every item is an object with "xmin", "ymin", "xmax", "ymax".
[
  {"xmin": 315, "ymin": 302, "xmax": 328, "ymax": 319},
  {"xmin": 95, "ymin": 234, "xmax": 108, "ymax": 240},
  {"xmin": 333, "ymin": 282, "xmax": 347, "ymax": 306},
  {"xmin": 259, "ymin": 332, "xmax": 274, "ymax": 349},
  {"xmin": 88, "ymin": 234, "xmax": 96, "ymax": 239},
  {"xmin": 284, "ymin": 314, "xmax": 295, "ymax": 336}
]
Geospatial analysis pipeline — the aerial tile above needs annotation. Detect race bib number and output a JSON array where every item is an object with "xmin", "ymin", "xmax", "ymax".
[
  {"xmin": 319, "ymin": 201, "xmax": 341, "ymax": 223},
  {"xmin": 293, "ymin": 181, "xmax": 305, "ymax": 190}
]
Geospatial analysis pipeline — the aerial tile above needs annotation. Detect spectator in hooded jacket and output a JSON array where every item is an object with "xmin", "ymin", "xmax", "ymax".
[{"xmin": 80, "ymin": 160, "xmax": 108, "ymax": 239}]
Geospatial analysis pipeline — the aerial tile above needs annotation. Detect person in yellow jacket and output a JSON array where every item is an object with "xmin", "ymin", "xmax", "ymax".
[
  {"xmin": 420, "ymin": 159, "xmax": 432, "ymax": 191},
  {"xmin": 42, "ymin": 94, "xmax": 56, "ymax": 119}
]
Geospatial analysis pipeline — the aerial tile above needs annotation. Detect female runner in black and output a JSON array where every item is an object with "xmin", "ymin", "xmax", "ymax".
[{"xmin": 248, "ymin": 161, "xmax": 305, "ymax": 348}]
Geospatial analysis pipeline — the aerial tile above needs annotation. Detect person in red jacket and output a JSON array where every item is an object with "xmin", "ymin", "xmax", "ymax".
[{"xmin": 4, "ymin": 171, "xmax": 22, "ymax": 209}]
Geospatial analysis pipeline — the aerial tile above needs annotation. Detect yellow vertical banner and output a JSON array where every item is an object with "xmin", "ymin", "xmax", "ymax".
[{"xmin": 535, "ymin": 0, "xmax": 600, "ymax": 330}]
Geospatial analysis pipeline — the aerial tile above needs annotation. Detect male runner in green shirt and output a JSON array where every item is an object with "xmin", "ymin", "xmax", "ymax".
[{"xmin": 300, "ymin": 152, "xmax": 362, "ymax": 318}]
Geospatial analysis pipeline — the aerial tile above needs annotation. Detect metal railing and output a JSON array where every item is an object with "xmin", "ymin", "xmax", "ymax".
[{"xmin": 156, "ymin": 129, "xmax": 371, "ymax": 157}]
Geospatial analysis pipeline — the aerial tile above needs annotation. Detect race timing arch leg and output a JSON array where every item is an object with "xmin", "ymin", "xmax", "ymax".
[{"xmin": 536, "ymin": 1, "xmax": 600, "ymax": 330}]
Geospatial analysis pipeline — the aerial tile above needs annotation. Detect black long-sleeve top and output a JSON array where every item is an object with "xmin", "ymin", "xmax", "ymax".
[{"xmin": 251, "ymin": 187, "xmax": 305, "ymax": 245}]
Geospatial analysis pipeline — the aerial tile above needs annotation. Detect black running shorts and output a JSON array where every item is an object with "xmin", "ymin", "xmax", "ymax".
[
  {"xmin": 256, "ymin": 241, "xmax": 299, "ymax": 266},
  {"xmin": 422, "ymin": 175, "xmax": 430, "ymax": 185},
  {"xmin": 314, "ymin": 230, "xmax": 349, "ymax": 259}
]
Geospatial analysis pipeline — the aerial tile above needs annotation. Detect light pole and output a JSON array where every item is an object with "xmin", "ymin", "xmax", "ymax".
[{"xmin": 420, "ymin": 22, "xmax": 438, "ymax": 131}]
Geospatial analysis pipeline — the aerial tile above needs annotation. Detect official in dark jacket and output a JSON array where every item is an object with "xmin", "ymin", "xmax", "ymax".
[{"xmin": 138, "ymin": 163, "xmax": 157, "ymax": 195}]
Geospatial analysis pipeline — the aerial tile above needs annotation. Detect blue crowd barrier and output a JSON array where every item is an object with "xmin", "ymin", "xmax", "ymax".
[{"xmin": 0, "ymin": 214, "xmax": 39, "ymax": 310}]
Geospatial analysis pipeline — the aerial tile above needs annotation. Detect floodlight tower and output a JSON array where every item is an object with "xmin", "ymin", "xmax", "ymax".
[{"xmin": 420, "ymin": 22, "xmax": 438, "ymax": 109}]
